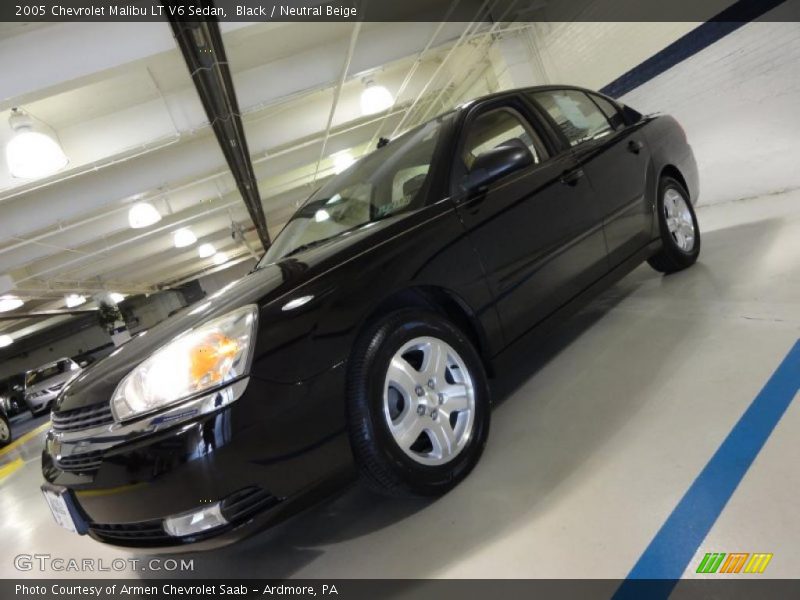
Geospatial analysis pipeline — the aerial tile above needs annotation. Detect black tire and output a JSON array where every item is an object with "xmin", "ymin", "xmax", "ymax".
[
  {"xmin": 347, "ymin": 309, "xmax": 490, "ymax": 497},
  {"xmin": 0, "ymin": 412, "xmax": 12, "ymax": 447},
  {"xmin": 647, "ymin": 176, "xmax": 701, "ymax": 274}
]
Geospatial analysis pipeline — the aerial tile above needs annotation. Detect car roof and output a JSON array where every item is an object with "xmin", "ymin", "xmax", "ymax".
[{"xmin": 26, "ymin": 357, "xmax": 73, "ymax": 373}]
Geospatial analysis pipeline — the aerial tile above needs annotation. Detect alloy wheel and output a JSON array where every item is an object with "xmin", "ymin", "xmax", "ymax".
[
  {"xmin": 664, "ymin": 188, "xmax": 696, "ymax": 252},
  {"xmin": 383, "ymin": 336, "xmax": 476, "ymax": 466}
]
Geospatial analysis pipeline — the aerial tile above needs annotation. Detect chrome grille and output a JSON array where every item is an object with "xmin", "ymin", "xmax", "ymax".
[
  {"xmin": 89, "ymin": 521, "xmax": 170, "ymax": 544},
  {"xmin": 56, "ymin": 449, "xmax": 104, "ymax": 473},
  {"xmin": 52, "ymin": 403, "xmax": 114, "ymax": 433},
  {"xmin": 220, "ymin": 487, "xmax": 280, "ymax": 522}
]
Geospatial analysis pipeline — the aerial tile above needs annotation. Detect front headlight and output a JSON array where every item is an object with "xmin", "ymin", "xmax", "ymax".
[{"xmin": 111, "ymin": 305, "xmax": 258, "ymax": 422}]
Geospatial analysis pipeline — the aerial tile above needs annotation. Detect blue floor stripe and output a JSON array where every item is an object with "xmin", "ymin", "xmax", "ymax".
[{"xmin": 614, "ymin": 339, "xmax": 800, "ymax": 599}]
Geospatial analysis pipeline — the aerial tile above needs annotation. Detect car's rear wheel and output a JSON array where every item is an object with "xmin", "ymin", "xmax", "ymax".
[
  {"xmin": 648, "ymin": 176, "xmax": 700, "ymax": 273},
  {"xmin": 347, "ymin": 310, "xmax": 490, "ymax": 497},
  {"xmin": 0, "ymin": 412, "xmax": 12, "ymax": 447}
]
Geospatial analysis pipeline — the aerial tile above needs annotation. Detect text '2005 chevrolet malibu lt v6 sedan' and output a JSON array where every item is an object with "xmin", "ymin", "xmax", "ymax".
[{"xmin": 41, "ymin": 86, "xmax": 700, "ymax": 549}]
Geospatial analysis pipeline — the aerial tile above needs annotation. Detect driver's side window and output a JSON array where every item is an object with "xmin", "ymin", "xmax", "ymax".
[{"xmin": 462, "ymin": 108, "xmax": 545, "ymax": 171}]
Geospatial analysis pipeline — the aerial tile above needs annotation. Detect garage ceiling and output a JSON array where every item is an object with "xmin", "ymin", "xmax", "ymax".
[{"xmin": 0, "ymin": 18, "xmax": 527, "ymax": 343}]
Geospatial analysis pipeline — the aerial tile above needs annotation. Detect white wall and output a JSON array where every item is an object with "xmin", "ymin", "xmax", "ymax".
[
  {"xmin": 618, "ymin": 21, "xmax": 800, "ymax": 205},
  {"xmin": 483, "ymin": 13, "xmax": 800, "ymax": 206},
  {"xmin": 0, "ymin": 323, "xmax": 110, "ymax": 379}
]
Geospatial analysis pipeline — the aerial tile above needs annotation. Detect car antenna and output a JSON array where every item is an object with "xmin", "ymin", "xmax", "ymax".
[{"xmin": 377, "ymin": 137, "xmax": 390, "ymax": 148}]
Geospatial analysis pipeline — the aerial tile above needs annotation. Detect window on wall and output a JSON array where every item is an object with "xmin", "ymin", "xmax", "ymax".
[
  {"xmin": 460, "ymin": 108, "xmax": 546, "ymax": 174},
  {"xmin": 530, "ymin": 90, "xmax": 614, "ymax": 147}
]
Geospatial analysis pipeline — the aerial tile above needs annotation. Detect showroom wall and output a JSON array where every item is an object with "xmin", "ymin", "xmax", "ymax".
[
  {"xmin": 615, "ymin": 20, "xmax": 800, "ymax": 204},
  {"xmin": 0, "ymin": 321, "xmax": 110, "ymax": 379},
  {"xmin": 484, "ymin": 1, "xmax": 800, "ymax": 205}
]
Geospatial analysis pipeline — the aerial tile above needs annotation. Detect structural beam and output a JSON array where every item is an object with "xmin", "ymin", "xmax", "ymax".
[{"xmin": 165, "ymin": 6, "xmax": 272, "ymax": 249}]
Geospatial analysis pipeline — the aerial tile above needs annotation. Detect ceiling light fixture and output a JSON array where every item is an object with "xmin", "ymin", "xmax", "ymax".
[
  {"xmin": 360, "ymin": 80, "xmax": 394, "ymax": 115},
  {"xmin": 5, "ymin": 108, "xmax": 68, "ymax": 179},
  {"xmin": 109, "ymin": 292, "xmax": 126, "ymax": 304},
  {"xmin": 314, "ymin": 209, "xmax": 331, "ymax": 223},
  {"xmin": 65, "ymin": 294, "xmax": 87, "ymax": 308},
  {"xmin": 212, "ymin": 253, "xmax": 228, "ymax": 266},
  {"xmin": 0, "ymin": 334, "xmax": 13, "ymax": 348},
  {"xmin": 332, "ymin": 151, "xmax": 355, "ymax": 174},
  {"xmin": 173, "ymin": 228, "xmax": 197, "ymax": 248},
  {"xmin": 198, "ymin": 243, "xmax": 216, "ymax": 258},
  {"xmin": 0, "ymin": 295, "xmax": 24, "ymax": 313},
  {"xmin": 128, "ymin": 202, "xmax": 161, "ymax": 229}
]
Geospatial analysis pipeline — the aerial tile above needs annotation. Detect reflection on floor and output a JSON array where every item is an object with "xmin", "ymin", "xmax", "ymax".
[{"xmin": 1, "ymin": 191, "xmax": 798, "ymax": 579}]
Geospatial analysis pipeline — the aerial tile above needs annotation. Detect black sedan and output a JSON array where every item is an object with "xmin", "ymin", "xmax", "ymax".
[{"xmin": 41, "ymin": 85, "xmax": 700, "ymax": 548}]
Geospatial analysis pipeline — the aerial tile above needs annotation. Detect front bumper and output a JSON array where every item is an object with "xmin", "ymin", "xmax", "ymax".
[
  {"xmin": 27, "ymin": 390, "xmax": 57, "ymax": 412},
  {"xmin": 41, "ymin": 365, "xmax": 355, "ymax": 550}
]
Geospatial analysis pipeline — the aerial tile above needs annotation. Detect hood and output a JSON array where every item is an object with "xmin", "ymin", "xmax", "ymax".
[
  {"xmin": 54, "ymin": 216, "xmax": 401, "ymax": 413},
  {"xmin": 55, "ymin": 262, "xmax": 286, "ymax": 412}
]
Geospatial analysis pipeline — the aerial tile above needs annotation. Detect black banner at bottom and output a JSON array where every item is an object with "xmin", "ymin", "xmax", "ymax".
[{"xmin": 5, "ymin": 579, "xmax": 800, "ymax": 600}]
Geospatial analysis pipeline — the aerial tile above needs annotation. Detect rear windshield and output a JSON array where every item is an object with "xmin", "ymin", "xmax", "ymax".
[{"xmin": 26, "ymin": 360, "xmax": 76, "ymax": 387}]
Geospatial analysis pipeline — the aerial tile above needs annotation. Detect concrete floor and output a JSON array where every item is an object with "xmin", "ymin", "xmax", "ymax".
[{"xmin": 1, "ymin": 191, "xmax": 798, "ymax": 580}]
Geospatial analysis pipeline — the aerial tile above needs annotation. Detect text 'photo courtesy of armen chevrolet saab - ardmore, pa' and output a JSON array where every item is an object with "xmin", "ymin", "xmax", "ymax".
[{"xmin": 1, "ymin": 1, "xmax": 800, "ymax": 599}]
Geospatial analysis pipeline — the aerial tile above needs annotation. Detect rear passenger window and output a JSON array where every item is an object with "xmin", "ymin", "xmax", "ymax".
[
  {"xmin": 530, "ymin": 90, "xmax": 614, "ymax": 146},
  {"xmin": 589, "ymin": 94, "xmax": 625, "ymax": 130}
]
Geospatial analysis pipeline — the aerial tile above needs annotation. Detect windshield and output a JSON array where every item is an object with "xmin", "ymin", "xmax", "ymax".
[
  {"xmin": 260, "ymin": 115, "xmax": 451, "ymax": 264},
  {"xmin": 25, "ymin": 359, "xmax": 78, "ymax": 387}
]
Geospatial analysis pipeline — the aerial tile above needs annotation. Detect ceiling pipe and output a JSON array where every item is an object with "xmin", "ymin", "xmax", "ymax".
[
  {"xmin": 165, "ymin": 3, "xmax": 271, "ymax": 250},
  {"xmin": 312, "ymin": 20, "xmax": 363, "ymax": 185}
]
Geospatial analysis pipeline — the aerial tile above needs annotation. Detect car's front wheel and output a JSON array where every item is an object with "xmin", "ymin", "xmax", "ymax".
[
  {"xmin": 648, "ymin": 176, "xmax": 701, "ymax": 273},
  {"xmin": 0, "ymin": 412, "xmax": 12, "ymax": 447},
  {"xmin": 347, "ymin": 310, "xmax": 490, "ymax": 497}
]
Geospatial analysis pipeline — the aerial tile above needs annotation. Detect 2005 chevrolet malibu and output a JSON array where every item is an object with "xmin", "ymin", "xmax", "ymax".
[{"xmin": 41, "ymin": 86, "xmax": 700, "ymax": 548}]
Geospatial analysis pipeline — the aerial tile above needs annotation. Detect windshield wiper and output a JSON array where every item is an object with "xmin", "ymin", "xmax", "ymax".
[{"xmin": 282, "ymin": 235, "xmax": 340, "ymax": 258}]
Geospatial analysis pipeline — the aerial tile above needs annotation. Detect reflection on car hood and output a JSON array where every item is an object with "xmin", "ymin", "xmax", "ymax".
[
  {"xmin": 26, "ymin": 372, "xmax": 77, "ymax": 395},
  {"xmin": 54, "ymin": 217, "xmax": 401, "ymax": 412},
  {"xmin": 54, "ymin": 262, "xmax": 286, "ymax": 412}
]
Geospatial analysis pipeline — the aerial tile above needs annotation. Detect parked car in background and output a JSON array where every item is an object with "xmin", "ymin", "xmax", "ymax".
[
  {"xmin": 42, "ymin": 85, "xmax": 700, "ymax": 548},
  {"xmin": 0, "ymin": 404, "xmax": 11, "ymax": 447},
  {"xmin": 0, "ymin": 374, "xmax": 26, "ymax": 417},
  {"xmin": 24, "ymin": 358, "xmax": 83, "ymax": 417}
]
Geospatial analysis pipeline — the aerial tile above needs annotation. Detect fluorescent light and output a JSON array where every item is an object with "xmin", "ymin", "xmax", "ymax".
[
  {"xmin": 360, "ymin": 83, "xmax": 393, "ymax": 115},
  {"xmin": 314, "ymin": 209, "xmax": 330, "ymax": 223},
  {"xmin": 128, "ymin": 202, "xmax": 161, "ymax": 229},
  {"xmin": 65, "ymin": 294, "xmax": 87, "ymax": 308},
  {"xmin": 0, "ymin": 335, "xmax": 13, "ymax": 348},
  {"xmin": 212, "ymin": 252, "xmax": 227, "ymax": 266},
  {"xmin": 198, "ymin": 243, "xmax": 216, "ymax": 258},
  {"xmin": 173, "ymin": 228, "xmax": 197, "ymax": 248},
  {"xmin": 109, "ymin": 292, "xmax": 126, "ymax": 303},
  {"xmin": 0, "ymin": 295, "xmax": 24, "ymax": 313},
  {"xmin": 332, "ymin": 151, "xmax": 355, "ymax": 174},
  {"xmin": 5, "ymin": 109, "xmax": 68, "ymax": 179}
]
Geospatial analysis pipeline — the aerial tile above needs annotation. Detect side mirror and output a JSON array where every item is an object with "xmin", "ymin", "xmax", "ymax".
[{"xmin": 462, "ymin": 143, "xmax": 534, "ymax": 192}]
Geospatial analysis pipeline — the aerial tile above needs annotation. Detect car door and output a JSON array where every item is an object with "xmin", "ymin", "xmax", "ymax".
[
  {"xmin": 452, "ymin": 95, "xmax": 609, "ymax": 345},
  {"xmin": 527, "ymin": 89, "xmax": 653, "ymax": 265}
]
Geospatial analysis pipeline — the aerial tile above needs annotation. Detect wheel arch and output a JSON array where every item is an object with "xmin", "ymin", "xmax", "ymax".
[
  {"xmin": 357, "ymin": 285, "xmax": 495, "ymax": 378},
  {"xmin": 660, "ymin": 164, "xmax": 690, "ymax": 201}
]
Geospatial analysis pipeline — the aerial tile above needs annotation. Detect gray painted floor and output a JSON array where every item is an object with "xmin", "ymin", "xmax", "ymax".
[{"xmin": 2, "ymin": 192, "xmax": 798, "ymax": 579}]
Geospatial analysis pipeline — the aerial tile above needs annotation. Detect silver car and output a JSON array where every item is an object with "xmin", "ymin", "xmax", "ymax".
[{"xmin": 24, "ymin": 358, "xmax": 82, "ymax": 416}]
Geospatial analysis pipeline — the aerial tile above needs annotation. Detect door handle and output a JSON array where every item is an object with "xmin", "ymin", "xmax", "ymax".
[
  {"xmin": 560, "ymin": 168, "xmax": 584, "ymax": 186},
  {"xmin": 627, "ymin": 139, "xmax": 643, "ymax": 154}
]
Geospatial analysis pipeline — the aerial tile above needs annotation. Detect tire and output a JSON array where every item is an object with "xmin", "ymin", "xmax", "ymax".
[
  {"xmin": 347, "ymin": 309, "xmax": 490, "ymax": 497},
  {"xmin": 647, "ymin": 176, "xmax": 701, "ymax": 274},
  {"xmin": 0, "ymin": 413, "xmax": 11, "ymax": 447}
]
